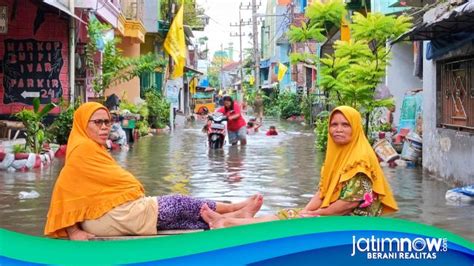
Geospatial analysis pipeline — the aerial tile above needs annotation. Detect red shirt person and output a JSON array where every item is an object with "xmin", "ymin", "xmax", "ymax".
[
  {"xmin": 216, "ymin": 96, "xmax": 247, "ymax": 145},
  {"xmin": 266, "ymin": 126, "xmax": 278, "ymax": 136}
]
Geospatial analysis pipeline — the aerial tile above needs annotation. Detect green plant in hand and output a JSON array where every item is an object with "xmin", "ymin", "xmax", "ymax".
[
  {"xmin": 119, "ymin": 101, "xmax": 149, "ymax": 120},
  {"xmin": 14, "ymin": 98, "xmax": 56, "ymax": 154}
]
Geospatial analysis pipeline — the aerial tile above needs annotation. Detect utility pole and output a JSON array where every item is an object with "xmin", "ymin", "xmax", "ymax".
[
  {"xmin": 241, "ymin": 1, "xmax": 261, "ymax": 91},
  {"xmin": 230, "ymin": 6, "xmax": 252, "ymax": 100},
  {"xmin": 69, "ymin": 0, "xmax": 75, "ymax": 105},
  {"xmin": 220, "ymin": 43, "xmax": 224, "ymax": 91}
]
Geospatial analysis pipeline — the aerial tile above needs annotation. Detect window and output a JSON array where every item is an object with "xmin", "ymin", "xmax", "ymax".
[{"xmin": 437, "ymin": 56, "xmax": 474, "ymax": 132}]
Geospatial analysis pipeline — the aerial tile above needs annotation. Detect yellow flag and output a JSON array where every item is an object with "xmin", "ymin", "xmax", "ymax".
[
  {"xmin": 278, "ymin": 63, "xmax": 288, "ymax": 81},
  {"xmin": 164, "ymin": 3, "xmax": 186, "ymax": 78}
]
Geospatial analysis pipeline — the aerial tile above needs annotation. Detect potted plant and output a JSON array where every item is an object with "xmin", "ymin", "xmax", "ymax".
[{"xmin": 14, "ymin": 98, "xmax": 56, "ymax": 154}]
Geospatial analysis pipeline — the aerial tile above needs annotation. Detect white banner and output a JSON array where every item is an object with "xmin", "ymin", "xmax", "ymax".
[{"xmin": 165, "ymin": 78, "xmax": 182, "ymax": 109}]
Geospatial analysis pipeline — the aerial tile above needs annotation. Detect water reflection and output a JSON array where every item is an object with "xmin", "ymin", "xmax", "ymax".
[{"xmin": 0, "ymin": 119, "xmax": 472, "ymax": 241}]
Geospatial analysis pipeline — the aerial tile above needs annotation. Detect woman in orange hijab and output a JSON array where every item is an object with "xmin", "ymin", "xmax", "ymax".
[
  {"xmin": 200, "ymin": 106, "xmax": 398, "ymax": 228},
  {"xmin": 44, "ymin": 102, "xmax": 262, "ymax": 240}
]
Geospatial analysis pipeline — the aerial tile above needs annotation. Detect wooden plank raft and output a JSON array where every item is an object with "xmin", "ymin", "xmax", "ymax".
[{"xmin": 91, "ymin": 229, "xmax": 204, "ymax": 241}]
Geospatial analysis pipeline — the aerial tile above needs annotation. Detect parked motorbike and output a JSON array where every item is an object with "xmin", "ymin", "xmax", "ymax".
[{"xmin": 206, "ymin": 113, "xmax": 227, "ymax": 149}]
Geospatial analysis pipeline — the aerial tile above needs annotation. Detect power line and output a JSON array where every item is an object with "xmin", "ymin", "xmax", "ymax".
[{"xmin": 262, "ymin": 5, "xmax": 292, "ymax": 57}]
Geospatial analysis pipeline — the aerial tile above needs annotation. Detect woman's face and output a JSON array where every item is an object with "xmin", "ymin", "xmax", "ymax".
[
  {"xmin": 224, "ymin": 100, "xmax": 232, "ymax": 108},
  {"xmin": 86, "ymin": 109, "xmax": 111, "ymax": 145},
  {"xmin": 329, "ymin": 112, "xmax": 352, "ymax": 145}
]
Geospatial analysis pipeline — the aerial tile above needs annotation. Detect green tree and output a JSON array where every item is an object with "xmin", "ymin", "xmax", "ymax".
[
  {"xmin": 288, "ymin": 0, "xmax": 411, "ymax": 135},
  {"xmin": 160, "ymin": 0, "xmax": 206, "ymax": 30},
  {"xmin": 86, "ymin": 18, "xmax": 166, "ymax": 97}
]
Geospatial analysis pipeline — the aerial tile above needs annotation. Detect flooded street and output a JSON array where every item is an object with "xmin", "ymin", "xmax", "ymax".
[{"xmin": 1, "ymin": 119, "xmax": 473, "ymax": 241}]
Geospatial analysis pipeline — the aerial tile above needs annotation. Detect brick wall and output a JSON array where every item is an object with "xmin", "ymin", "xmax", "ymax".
[{"xmin": 0, "ymin": 0, "xmax": 69, "ymax": 115}]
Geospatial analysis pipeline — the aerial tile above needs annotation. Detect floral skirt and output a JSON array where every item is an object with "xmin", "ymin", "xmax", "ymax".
[{"xmin": 276, "ymin": 208, "xmax": 304, "ymax": 220}]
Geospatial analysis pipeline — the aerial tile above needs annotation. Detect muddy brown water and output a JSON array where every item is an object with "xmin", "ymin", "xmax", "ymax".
[{"xmin": 1, "ymin": 119, "xmax": 472, "ymax": 241}]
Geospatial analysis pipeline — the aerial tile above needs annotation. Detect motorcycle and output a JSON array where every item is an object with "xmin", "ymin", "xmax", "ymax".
[{"xmin": 206, "ymin": 112, "xmax": 227, "ymax": 149}]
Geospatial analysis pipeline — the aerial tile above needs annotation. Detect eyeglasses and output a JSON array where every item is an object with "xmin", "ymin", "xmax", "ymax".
[{"xmin": 89, "ymin": 119, "xmax": 112, "ymax": 127}]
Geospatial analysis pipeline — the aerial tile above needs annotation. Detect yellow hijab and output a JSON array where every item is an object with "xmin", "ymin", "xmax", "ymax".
[
  {"xmin": 44, "ymin": 102, "xmax": 144, "ymax": 237},
  {"xmin": 319, "ymin": 106, "xmax": 398, "ymax": 214}
]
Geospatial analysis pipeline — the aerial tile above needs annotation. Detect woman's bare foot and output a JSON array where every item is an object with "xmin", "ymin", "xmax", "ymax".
[
  {"xmin": 243, "ymin": 194, "xmax": 263, "ymax": 217},
  {"xmin": 222, "ymin": 194, "xmax": 263, "ymax": 218},
  {"xmin": 230, "ymin": 194, "xmax": 259, "ymax": 212},
  {"xmin": 201, "ymin": 204, "xmax": 226, "ymax": 229}
]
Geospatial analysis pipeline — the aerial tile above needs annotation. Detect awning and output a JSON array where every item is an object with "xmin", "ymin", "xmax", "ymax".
[
  {"xmin": 392, "ymin": 1, "xmax": 474, "ymax": 43},
  {"xmin": 184, "ymin": 66, "xmax": 204, "ymax": 75},
  {"xmin": 43, "ymin": 0, "xmax": 86, "ymax": 24}
]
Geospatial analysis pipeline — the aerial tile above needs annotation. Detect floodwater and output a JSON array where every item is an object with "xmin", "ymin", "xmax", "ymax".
[{"xmin": 1, "ymin": 118, "xmax": 473, "ymax": 241}]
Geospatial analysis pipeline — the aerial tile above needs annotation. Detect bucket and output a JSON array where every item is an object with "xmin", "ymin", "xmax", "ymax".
[
  {"xmin": 373, "ymin": 139, "xmax": 399, "ymax": 162},
  {"xmin": 406, "ymin": 132, "xmax": 422, "ymax": 150},
  {"xmin": 401, "ymin": 139, "xmax": 422, "ymax": 161}
]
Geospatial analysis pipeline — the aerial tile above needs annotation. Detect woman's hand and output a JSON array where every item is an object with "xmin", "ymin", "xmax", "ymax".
[
  {"xmin": 298, "ymin": 210, "xmax": 320, "ymax": 218},
  {"xmin": 307, "ymin": 200, "xmax": 360, "ymax": 216},
  {"xmin": 227, "ymin": 111, "xmax": 240, "ymax": 120},
  {"xmin": 303, "ymin": 190, "xmax": 322, "ymax": 211}
]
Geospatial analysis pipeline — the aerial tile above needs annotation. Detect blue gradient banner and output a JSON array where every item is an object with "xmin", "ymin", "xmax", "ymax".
[{"xmin": 1, "ymin": 217, "xmax": 473, "ymax": 265}]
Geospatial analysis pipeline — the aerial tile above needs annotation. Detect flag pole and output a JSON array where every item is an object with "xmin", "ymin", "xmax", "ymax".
[{"xmin": 168, "ymin": 0, "xmax": 175, "ymax": 131}]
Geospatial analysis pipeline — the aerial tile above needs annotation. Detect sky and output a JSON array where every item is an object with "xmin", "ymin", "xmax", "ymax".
[{"xmin": 194, "ymin": 0, "xmax": 267, "ymax": 62}]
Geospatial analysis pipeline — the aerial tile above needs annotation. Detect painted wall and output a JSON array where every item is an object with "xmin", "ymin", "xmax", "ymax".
[
  {"xmin": 386, "ymin": 42, "xmax": 423, "ymax": 127},
  {"xmin": 422, "ymin": 41, "xmax": 474, "ymax": 185},
  {"xmin": 0, "ymin": 0, "xmax": 69, "ymax": 115},
  {"xmin": 106, "ymin": 38, "xmax": 141, "ymax": 102},
  {"xmin": 143, "ymin": 0, "xmax": 159, "ymax": 33}
]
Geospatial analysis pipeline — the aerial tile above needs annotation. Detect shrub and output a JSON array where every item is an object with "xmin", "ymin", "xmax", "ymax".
[
  {"xmin": 314, "ymin": 111, "xmax": 330, "ymax": 151},
  {"xmin": 47, "ymin": 106, "xmax": 74, "ymax": 145},
  {"xmin": 144, "ymin": 89, "xmax": 170, "ymax": 129}
]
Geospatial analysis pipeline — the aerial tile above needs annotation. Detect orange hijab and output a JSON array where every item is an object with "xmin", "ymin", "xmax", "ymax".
[
  {"xmin": 319, "ymin": 106, "xmax": 398, "ymax": 214},
  {"xmin": 44, "ymin": 102, "xmax": 144, "ymax": 237}
]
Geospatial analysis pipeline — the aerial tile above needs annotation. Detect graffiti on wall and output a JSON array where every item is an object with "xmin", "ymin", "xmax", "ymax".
[{"xmin": 2, "ymin": 39, "xmax": 63, "ymax": 105}]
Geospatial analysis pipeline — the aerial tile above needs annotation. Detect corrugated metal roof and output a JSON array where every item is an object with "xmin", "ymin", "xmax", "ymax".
[{"xmin": 392, "ymin": 1, "xmax": 474, "ymax": 43}]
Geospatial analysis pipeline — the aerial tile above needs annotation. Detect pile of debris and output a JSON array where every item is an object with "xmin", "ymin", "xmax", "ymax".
[{"xmin": 372, "ymin": 91, "xmax": 423, "ymax": 168}]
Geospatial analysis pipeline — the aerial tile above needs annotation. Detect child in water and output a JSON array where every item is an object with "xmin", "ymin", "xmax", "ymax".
[
  {"xmin": 247, "ymin": 118, "xmax": 262, "ymax": 135},
  {"xmin": 266, "ymin": 126, "xmax": 278, "ymax": 136}
]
